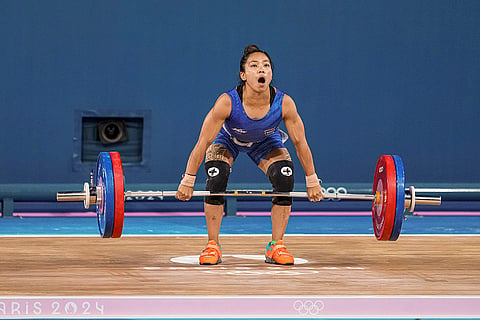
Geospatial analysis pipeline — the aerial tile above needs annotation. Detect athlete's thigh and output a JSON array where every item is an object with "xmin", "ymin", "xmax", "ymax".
[
  {"xmin": 258, "ymin": 148, "xmax": 292, "ymax": 173},
  {"xmin": 205, "ymin": 144, "xmax": 235, "ymax": 166}
]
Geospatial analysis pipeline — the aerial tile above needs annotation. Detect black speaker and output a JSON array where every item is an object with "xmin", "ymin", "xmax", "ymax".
[
  {"xmin": 79, "ymin": 114, "xmax": 145, "ymax": 164},
  {"xmin": 98, "ymin": 120, "xmax": 128, "ymax": 144}
]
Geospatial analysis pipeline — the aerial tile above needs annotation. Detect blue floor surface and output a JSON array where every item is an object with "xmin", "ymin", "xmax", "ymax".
[{"xmin": 0, "ymin": 215, "xmax": 479, "ymax": 236}]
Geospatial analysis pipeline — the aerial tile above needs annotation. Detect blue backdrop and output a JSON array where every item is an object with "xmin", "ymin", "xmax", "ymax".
[{"xmin": 1, "ymin": 0, "xmax": 479, "ymax": 186}]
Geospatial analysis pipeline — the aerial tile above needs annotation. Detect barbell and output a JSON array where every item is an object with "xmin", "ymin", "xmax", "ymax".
[{"xmin": 56, "ymin": 152, "xmax": 442, "ymax": 240}]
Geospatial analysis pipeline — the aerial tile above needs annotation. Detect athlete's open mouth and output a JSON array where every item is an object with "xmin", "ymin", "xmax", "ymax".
[{"xmin": 258, "ymin": 77, "xmax": 265, "ymax": 84}]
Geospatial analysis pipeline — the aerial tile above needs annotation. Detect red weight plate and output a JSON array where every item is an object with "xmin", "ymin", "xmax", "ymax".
[
  {"xmin": 372, "ymin": 155, "xmax": 397, "ymax": 240},
  {"xmin": 110, "ymin": 152, "xmax": 125, "ymax": 238}
]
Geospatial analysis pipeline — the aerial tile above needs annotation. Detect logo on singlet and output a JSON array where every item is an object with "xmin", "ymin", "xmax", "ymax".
[
  {"xmin": 207, "ymin": 167, "xmax": 220, "ymax": 177},
  {"xmin": 264, "ymin": 128, "xmax": 275, "ymax": 136},
  {"xmin": 231, "ymin": 127, "xmax": 247, "ymax": 134}
]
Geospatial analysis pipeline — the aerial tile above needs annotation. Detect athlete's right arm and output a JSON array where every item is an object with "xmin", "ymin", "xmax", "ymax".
[{"xmin": 176, "ymin": 93, "xmax": 231, "ymax": 201}]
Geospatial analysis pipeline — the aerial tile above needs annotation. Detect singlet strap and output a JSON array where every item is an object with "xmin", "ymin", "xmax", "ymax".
[{"xmin": 236, "ymin": 86, "xmax": 276, "ymax": 106}]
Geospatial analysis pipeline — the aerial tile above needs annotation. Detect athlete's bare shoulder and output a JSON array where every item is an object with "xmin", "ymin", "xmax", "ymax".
[{"xmin": 209, "ymin": 92, "xmax": 232, "ymax": 120}]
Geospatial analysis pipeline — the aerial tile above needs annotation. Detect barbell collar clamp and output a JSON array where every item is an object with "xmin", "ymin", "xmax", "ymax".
[
  {"xmin": 83, "ymin": 182, "xmax": 90, "ymax": 209},
  {"xmin": 409, "ymin": 186, "xmax": 416, "ymax": 212}
]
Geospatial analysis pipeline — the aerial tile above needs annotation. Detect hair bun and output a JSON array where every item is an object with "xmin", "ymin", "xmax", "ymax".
[{"xmin": 244, "ymin": 45, "xmax": 260, "ymax": 55}]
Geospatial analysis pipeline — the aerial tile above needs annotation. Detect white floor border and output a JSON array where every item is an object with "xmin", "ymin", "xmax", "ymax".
[{"xmin": 1, "ymin": 295, "xmax": 479, "ymax": 318}]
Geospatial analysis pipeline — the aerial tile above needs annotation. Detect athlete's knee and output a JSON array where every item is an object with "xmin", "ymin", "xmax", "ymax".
[
  {"xmin": 204, "ymin": 160, "xmax": 231, "ymax": 205},
  {"xmin": 267, "ymin": 160, "xmax": 294, "ymax": 206}
]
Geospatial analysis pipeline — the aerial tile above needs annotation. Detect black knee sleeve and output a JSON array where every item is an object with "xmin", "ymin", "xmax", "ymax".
[
  {"xmin": 204, "ymin": 160, "xmax": 230, "ymax": 205},
  {"xmin": 267, "ymin": 160, "xmax": 294, "ymax": 206}
]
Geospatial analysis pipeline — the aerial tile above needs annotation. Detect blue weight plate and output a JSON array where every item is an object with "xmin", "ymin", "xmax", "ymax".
[
  {"xmin": 96, "ymin": 152, "xmax": 115, "ymax": 238},
  {"xmin": 389, "ymin": 155, "xmax": 405, "ymax": 240}
]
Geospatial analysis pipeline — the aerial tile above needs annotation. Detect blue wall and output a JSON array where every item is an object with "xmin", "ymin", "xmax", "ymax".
[{"xmin": 1, "ymin": 0, "xmax": 479, "ymax": 186}]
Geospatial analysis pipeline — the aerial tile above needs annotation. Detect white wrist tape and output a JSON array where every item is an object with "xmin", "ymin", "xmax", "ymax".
[
  {"xmin": 305, "ymin": 173, "xmax": 321, "ymax": 188},
  {"xmin": 180, "ymin": 174, "xmax": 196, "ymax": 188}
]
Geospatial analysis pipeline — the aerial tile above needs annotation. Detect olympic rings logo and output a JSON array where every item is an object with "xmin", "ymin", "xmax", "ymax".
[
  {"xmin": 293, "ymin": 300, "xmax": 325, "ymax": 315},
  {"xmin": 322, "ymin": 186, "xmax": 347, "ymax": 201}
]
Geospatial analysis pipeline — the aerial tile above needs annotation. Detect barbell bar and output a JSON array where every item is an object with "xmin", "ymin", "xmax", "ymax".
[
  {"xmin": 57, "ymin": 189, "xmax": 439, "ymax": 208},
  {"xmin": 56, "ymin": 152, "xmax": 441, "ymax": 240}
]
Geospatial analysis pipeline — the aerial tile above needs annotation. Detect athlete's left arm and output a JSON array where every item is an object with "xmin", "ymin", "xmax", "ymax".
[{"xmin": 282, "ymin": 94, "xmax": 323, "ymax": 201}]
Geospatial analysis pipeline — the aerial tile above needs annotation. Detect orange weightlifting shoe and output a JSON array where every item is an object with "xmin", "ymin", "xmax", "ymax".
[
  {"xmin": 199, "ymin": 240, "xmax": 222, "ymax": 265},
  {"xmin": 265, "ymin": 240, "xmax": 294, "ymax": 265}
]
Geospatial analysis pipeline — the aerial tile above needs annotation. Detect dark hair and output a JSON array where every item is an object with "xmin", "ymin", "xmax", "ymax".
[{"xmin": 238, "ymin": 45, "xmax": 274, "ymax": 85}]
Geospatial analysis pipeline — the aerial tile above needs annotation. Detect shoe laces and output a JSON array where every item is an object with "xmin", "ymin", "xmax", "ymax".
[
  {"xmin": 268, "ymin": 241, "xmax": 291, "ymax": 256},
  {"xmin": 274, "ymin": 246, "xmax": 292, "ymax": 257},
  {"xmin": 202, "ymin": 241, "xmax": 221, "ymax": 257}
]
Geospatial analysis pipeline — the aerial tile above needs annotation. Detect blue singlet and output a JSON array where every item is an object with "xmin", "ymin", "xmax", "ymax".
[{"xmin": 212, "ymin": 87, "xmax": 288, "ymax": 165}]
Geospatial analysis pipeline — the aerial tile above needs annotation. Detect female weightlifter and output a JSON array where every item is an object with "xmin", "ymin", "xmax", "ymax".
[{"xmin": 176, "ymin": 45, "xmax": 323, "ymax": 265}]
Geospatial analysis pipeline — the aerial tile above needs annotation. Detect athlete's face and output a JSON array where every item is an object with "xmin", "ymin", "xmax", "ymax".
[{"xmin": 240, "ymin": 52, "xmax": 272, "ymax": 90}]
